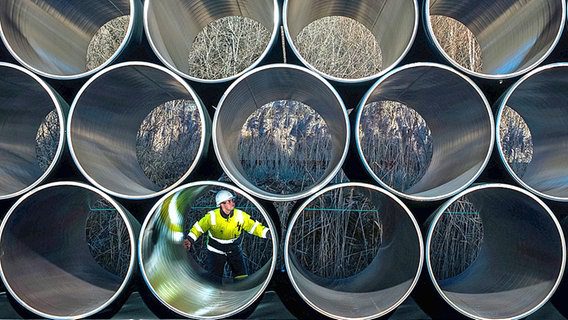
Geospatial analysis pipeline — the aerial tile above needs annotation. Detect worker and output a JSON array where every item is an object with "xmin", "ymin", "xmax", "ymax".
[{"xmin": 183, "ymin": 190, "xmax": 271, "ymax": 281}]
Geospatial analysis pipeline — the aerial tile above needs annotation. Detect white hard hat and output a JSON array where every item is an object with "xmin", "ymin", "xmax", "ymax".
[{"xmin": 216, "ymin": 190, "xmax": 235, "ymax": 206}]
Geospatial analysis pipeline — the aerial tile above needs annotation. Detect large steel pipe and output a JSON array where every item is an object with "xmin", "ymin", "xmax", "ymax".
[
  {"xmin": 214, "ymin": 64, "xmax": 349, "ymax": 201},
  {"xmin": 284, "ymin": 0, "xmax": 418, "ymax": 83},
  {"xmin": 497, "ymin": 63, "xmax": 568, "ymax": 201},
  {"xmin": 355, "ymin": 63, "xmax": 494, "ymax": 202},
  {"xmin": 0, "ymin": 62, "xmax": 67, "ymax": 200},
  {"xmin": 139, "ymin": 181, "xmax": 278, "ymax": 319},
  {"xmin": 0, "ymin": 182, "xmax": 140, "ymax": 319},
  {"xmin": 68, "ymin": 62, "xmax": 210, "ymax": 200},
  {"xmin": 425, "ymin": 184, "xmax": 565, "ymax": 319},
  {"xmin": 144, "ymin": 0, "xmax": 279, "ymax": 83},
  {"xmin": 0, "ymin": 0, "xmax": 142, "ymax": 79},
  {"xmin": 283, "ymin": 183, "xmax": 423, "ymax": 319},
  {"xmin": 424, "ymin": 0, "xmax": 565, "ymax": 79}
]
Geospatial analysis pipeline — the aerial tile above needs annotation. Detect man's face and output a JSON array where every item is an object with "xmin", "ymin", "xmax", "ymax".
[{"xmin": 220, "ymin": 198, "xmax": 235, "ymax": 212}]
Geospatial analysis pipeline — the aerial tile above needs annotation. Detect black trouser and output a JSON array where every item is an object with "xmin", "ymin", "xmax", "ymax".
[{"xmin": 207, "ymin": 246, "xmax": 247, "ymax": 280}]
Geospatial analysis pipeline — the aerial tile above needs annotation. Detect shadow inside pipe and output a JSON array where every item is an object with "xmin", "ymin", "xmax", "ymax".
[
  {"xmin": 0, "ymin": 0, "xmax": 141, "ymax": 79},
  {"xmin": 426, "ymin": 185, "xmax": 565, "ymax": 319},
  {"xmin": 139, "ymin": 183, "xmax": 277, "ymax": 318},
  {"xmin": 285, "ymin": 183, "xmax": 423, "ymax": 319},
  {"xmin": 69, "ymin": 63, "xmax": 210, "ymax": 199},
  {"xmin": 496, "ymin": 64, "xmax": 568, "ymax": 201},
  {"xmin": 425, "ymin": 0, "xmax": 565, "ymax": 78},
  {"xmin": 0, "ymin": 63, "xmax": 66, "ymax": 201},
  {"xmin": 145, "ymin": 0, "xmax": 279, "ymax": 82},
  {"xmin": 355, "ymin": 63, "xmax": 493, "ymax": 201},
  {"xmin": 0, "ymin": 183, "xmax": 137, "ymax": 319}
]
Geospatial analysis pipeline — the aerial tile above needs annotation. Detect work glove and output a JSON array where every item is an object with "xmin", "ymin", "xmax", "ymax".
[{"xmin": 183, "ymin": 239, "xmax": 192, "ymax": 250}]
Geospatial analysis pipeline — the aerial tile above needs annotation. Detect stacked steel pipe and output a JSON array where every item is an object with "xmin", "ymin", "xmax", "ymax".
[{"xmin": 0, "ymin": 0, "xmax": 567, "ymax": 319}]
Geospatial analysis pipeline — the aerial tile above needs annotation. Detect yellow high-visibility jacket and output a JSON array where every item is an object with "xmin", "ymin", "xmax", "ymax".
[{"xmin": 187, "ymin": 208, "xmax": 269, "ymax": 254}]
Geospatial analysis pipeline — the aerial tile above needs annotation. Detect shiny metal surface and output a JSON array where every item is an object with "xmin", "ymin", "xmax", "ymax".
[
  {"xmin": 139, "ymin": 181, "xmax": 278, "ymax": 319},
  {"xmin": 144, "ymin": 0, "xmax": 279, "ymax": 83},
  {"xmin": 68, "ymin": 62, "xmax": 210, "ymax": 200},
  {"xmin": 0, "ymin": 62, "xmax": 67, "ymax": 200},
  {"xmin": 284, "ymin": 183, "xmax": 423, "ymax": 319},
  {"xmin": 426, "ymin": 184, "xmax": 566, "ymax": 319},
  {"xmin": 284, "ymin": 0, "xmax": 418, "ymax": 83},
  {"xmin": 425, "ymin": 0, "xmax": 565, "ymax": 79},
  {"xmin": 213, "ymin": 64, "xmax": 349, "ymax": 202},
  {"xmin": 0, "ymin": 182, "xmax": 140, "ymax": 319},
  {"xmin": 355, "ymin": 63, "xmax": 494, "ymax": 201},
  {"xmin": 0, "ymin": 0, "xmax": 142, "ymax": 79},
  {"xmin": 497, "ymin": 63, "xmax": 568, "ymax": 201}
]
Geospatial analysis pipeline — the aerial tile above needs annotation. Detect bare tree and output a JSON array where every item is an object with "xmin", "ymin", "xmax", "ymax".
[
  {"xmin": 36, "ymin": 110, "xmax": 60, "ymax": 172},
  {"xmin": 86, "ymin": 16, "xmax": 130, "ymax": 71},
  {"xmin": 430, "ymin": 15, "xmax": 483, "ymax": 72},
  {"xmin": 136, "ymin": 99, "xmax": 203, "ymax": 188},
  {"xmin": 359, "ymin": 101, "xmax": 433, "ymax": 191},
  {"xmin": 188, "ymin": 16, "xmax": 270, "ymax": 79},
  {"xmin": 499, "ymin": 106, "xmax": 533, "ymax": 177},
  {"xmin": 429, "ymin": 197, "xmax": 483, "ymax": 280},
  {"xmin": 289, "ymin": 186, "xmax": 383, "ymax": 278},
  {"xmin": 296, "ymin": 16, "xmax": 383, "ymax": 79},
  {"xmin": 238, "ymin": 100, "xmax": 332, "ymax": 195},
  {"xmin": 85, "ymin": 197, "xmax": 131, "ymax": 278}
]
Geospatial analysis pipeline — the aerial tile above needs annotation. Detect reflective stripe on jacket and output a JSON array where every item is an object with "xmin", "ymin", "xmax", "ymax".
[{"xmin": 187, "ymin": 208, "xmax": 269, "ymax": 252}]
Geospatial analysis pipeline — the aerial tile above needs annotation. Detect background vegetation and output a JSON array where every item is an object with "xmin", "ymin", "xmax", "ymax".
[{"xmin": 31, "ymin": 14, "xmax": 534, "ymax": 280}]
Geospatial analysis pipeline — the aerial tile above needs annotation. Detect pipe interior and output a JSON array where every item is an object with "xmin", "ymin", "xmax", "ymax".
[
  {"xmin": 140, "ymin": 185, "xmax": 275, "ymax": 318},
  {"xmin": 429, "ymin": 187, "xmax": 564, "ymax": 319},
  {"xmin": 0, "ymin": 185, "xmax": 134, "ymax": 318},
  {"xmin": 0, "ymin": 65, "xmax": 62, "ymax": 199},
  {"xmin": 215, "ymin": 66, "xmax": 348, "ymax": 200},
  {"xmin": 70, "ymin": 64, "xmax": 207, "ymax": 198},
  {"xmin": 358, "ymin": 65, "xmax": 492, "ymax": 199},
  {"xmin": 285, "ymin": 0, "xmax": 416, "ymax": 78},
  {"xmin": 286, "ymin": 185, "xmax": 421, "ymax": 319},
  {"xmin": 0, "ymin": 0, "xmax": 132, "ymax": 77},
  {"xmin": 145, "ymin": 0, "xmax": 276, "ymax": 79},
  {"xmin": 500, "ymin": 66, "xmax": 568, "ymax": 199},
  {"xmin": 427, "ymin": 0, "xmax": 564, "ymax": 76}
]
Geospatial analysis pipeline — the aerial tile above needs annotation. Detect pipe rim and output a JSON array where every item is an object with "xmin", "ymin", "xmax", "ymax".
[
  {"xmin": 0, "ymin": 62, "xmax": 66, "ymax": 201},
  {"xmin": 67, "ymin": 61, "xmax": 209, "ymax": 200},
  {"xmin": 354, "ymin": 62, "xmax": 495, "ymax": 202},
  {"xmin": 496, "ymin": 62, "xmax": 568, "ymax": 202},
  {"xmin": 213, "ymin": 63, "xmax": 350, "ymax": 202},
  {"xmin": 0, "ymin": 181, "xmax": 138, "ymax": 320},
  {"xmin": 138, "ymin": 180, "xmax": 279, "ymax": 319},
  {"xmin": 283, "ymin": 0, "xmax": 419, "ymax": 84},
  {"xmin": 423, "ymin": 0, "xmax": 567, "ymax": 80},
  {"xmin": 425, "ymin": 183, "xmax": 567, "ymax": 320},
  {"xmin": 284, "ymin": 182, "xmax": 424, "ymax": 319},
  {"xmin": 0, "ymin": 0, "xmax": 140, "ymax": 80},
  {"xmin": 143, "ymin": 0, "xmax": 280, "ymax": 84}
]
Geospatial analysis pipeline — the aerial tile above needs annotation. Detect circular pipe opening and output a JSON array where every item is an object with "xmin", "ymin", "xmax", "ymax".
[
  {"xmin": 68, "ymin": 62, "xmax": 210, "ymax": 200},
  {"xmin": 0, "ymin": 63, "xmax": 66, "ymax": 200},
  {"xmin": 139, "ymin": 181, "xmax": 278, "ymax": 319},
  {"xmin": 0, "ymin": 0, "xmax": 141, "ymax": 79},
  {"xmin": 214, "ymin": 64, "xmax": 349, "ymax": 202},
  {"xmin": 0, "ymin": 182, "xmax": 139, "ymax": 319},
  {"xmin": 426, "ymin": 184, "xmax": 566, "ymax": 319},
  {"xmin": 284, "ymin": 0, "xmax": 418, "ymax": 83},
  {"xmin": 284, "ymin": 183, "xmax": 423, "ymax": 319},
  {"xmin": 144, "ymin": 0, "xmax": 279, "ymax": 83},
  {"xmin": 355, "ymin": 63, "xmax": 494, "ymax": 201},
  {"xmin": 425, "ymin": 0, "xmax": 566, "ymax": 79},
  {"xmin": 497, "ymin": 63, "xmax": 568, "ymax": 201}
]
